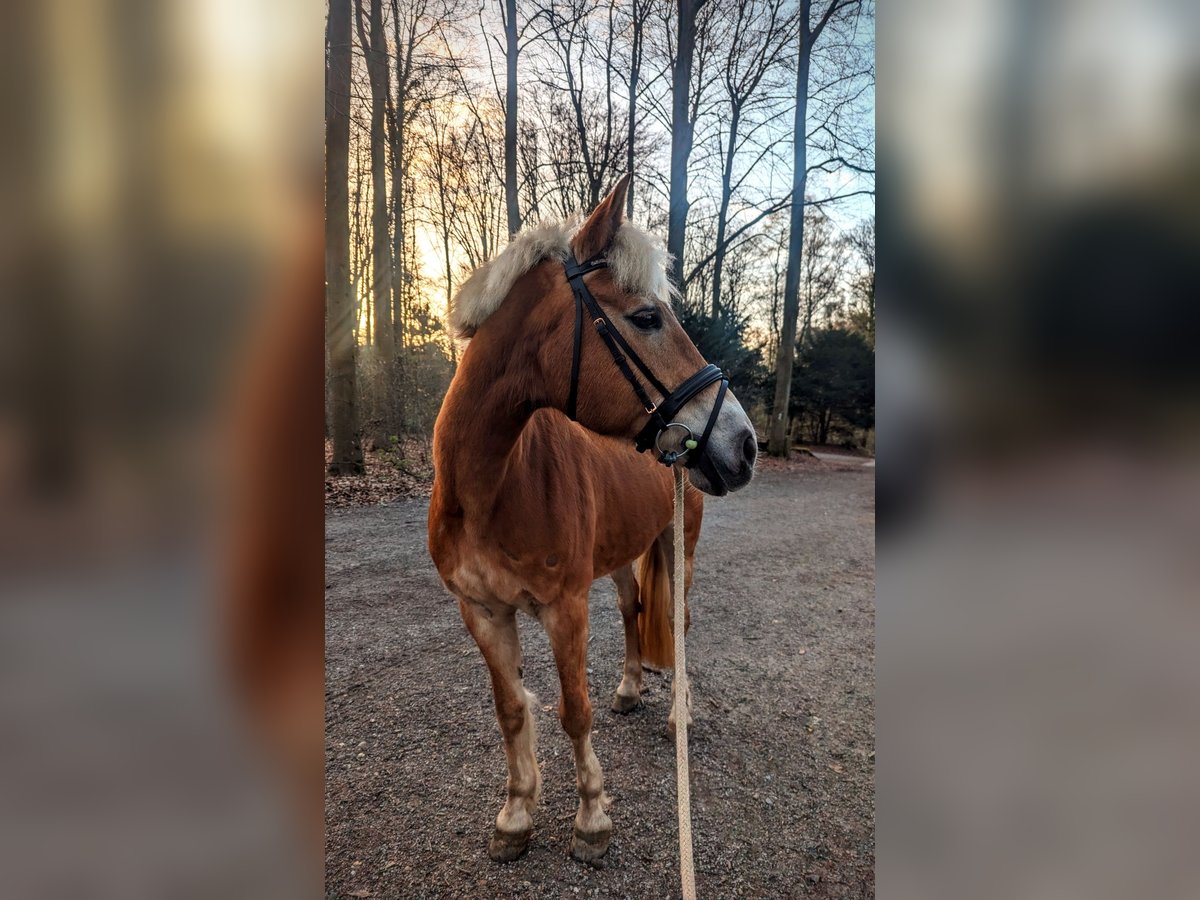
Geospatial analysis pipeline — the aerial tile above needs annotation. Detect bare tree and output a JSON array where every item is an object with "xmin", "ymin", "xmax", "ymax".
[
  {"xmin": 767, "ymin": 0, "xmax": 864, "ymax": 457},
  {"xmin": 667, "ymin": 0, "xmax": 702, "ymax": 291},
  {"xmin": 388, "ymin": 0, "xmax": 456, "ymax": 352},
  {"xmin": 845, "ymin": 215, "xmax": 874, "ymax": 346},
  {"xmin": 445, "ymin": 111, "xmax": 508, "ymax": 268},
  {"xmin": 622, "ymin": 0, "xmax": 653, "ymax": 218},
  {"xmin": 528, "ymin": 0, "xmax": 628, "ymax": 212},
  {"xmin": 517, "ymin": 115, "xmax": 543, "ymax": 220},
  {"xmin": 503, "ymin": 0, "xmax": 521, "ymax": 235},
  {"xmin": 797, "ymin": 204, "xmax": 847, "ymax": 345},
  {"xmin": 356, "ymin": 0, "xmax": 394, "ymax": 364},
  {"xmin": 327, "ymin": 0, "xmax": 364, "ymax": 473},
  {"xmin": 417, "ymin": 108, "xmax": 467, "ymax": 329},
  {"xmin": 707, "ymin": 0, "xmax": 793, "ymax": 317}
]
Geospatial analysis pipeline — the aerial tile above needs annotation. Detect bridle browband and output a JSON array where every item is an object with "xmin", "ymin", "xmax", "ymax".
[{"xmin": 563, "ymin": 252, "xmax": 729, "ymax": 468}]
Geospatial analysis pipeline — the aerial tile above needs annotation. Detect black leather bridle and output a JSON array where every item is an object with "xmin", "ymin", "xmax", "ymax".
[{"xmin": 562, "ymin": 252, "xmax": 729, "ymax": 468}]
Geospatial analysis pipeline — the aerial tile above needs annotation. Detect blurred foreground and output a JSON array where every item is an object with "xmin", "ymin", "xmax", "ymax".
[
  {"xmin": 880, "ymin": 0, "xmax": 1200, "ymax": 898},
  {"xmin": 0, "ymin": 1, "xmax": 322, "ymax": 897}
]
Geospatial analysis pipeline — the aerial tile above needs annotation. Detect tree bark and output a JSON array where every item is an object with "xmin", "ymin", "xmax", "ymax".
[
  {"xmin": 326, "ymin": 0, "xmax": 363, "ymax": 473},
  {"xmin": 388, "ymin": 1, "xmax": 404, "ymax": 355},
  {"xmin": 667, "ymin": 0, "xmax": 698, "ymax": 293},
  {"xmin": 359, "ymin": 0, "xmax": 393, "ymax": 363},
  {"xmin": 626, "ymin": 0, "xmax": 642, "ymax": 219},
  {"xmin": 767, "ymin": 4, "xmax": 812, "ymax": 457},
  {"xmin": 504, "ymin": 0, "xmax": 521, "ymax": 237}
]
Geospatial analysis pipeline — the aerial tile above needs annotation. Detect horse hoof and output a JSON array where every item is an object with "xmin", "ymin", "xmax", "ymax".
[
  {"xmin": 488, "ymin": 827, "xmax": 531, "ymax": 863},
  {"xmin": 570, "ymin": 826, "xmax": 611, "ymax": 864},
  {"xmin": 611, "ymin": 692, "xmax": 641, "ymax": 714}
]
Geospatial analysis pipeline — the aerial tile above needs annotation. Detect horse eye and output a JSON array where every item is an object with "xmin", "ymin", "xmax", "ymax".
[{"xmin": 628, "ymin": 309, "xmax": 662, "ymax": 331}]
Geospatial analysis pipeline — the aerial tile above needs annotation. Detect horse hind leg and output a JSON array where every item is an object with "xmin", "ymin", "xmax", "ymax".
[
  {"xmin": 610, "ymin": 564, "xmax": 643, "ymax": 713},
  {"xmin": 456, "ymin": 597, "xmax": 540, "ymax": 862},
  {"xmin": 542, "ymin": 598, "xmax": 612, "ymax": 864}
]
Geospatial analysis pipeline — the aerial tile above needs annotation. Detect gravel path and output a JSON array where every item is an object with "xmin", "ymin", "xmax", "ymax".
[{"xmin": 326, "ymin": 464, "xmax": 875, "ymax": 898}]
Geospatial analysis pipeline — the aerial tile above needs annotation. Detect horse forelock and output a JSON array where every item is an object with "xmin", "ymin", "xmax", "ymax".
[
  {"xmin": 448, "ymin": 217, "xmax": 675, "ymax": 340},
  {"xmin": 607, "ymin": 225, "xmax": 678, "ymax": 308}
]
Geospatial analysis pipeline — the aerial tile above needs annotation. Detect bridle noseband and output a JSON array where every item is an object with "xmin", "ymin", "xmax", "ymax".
[{"xmin": 563, "ymin": 252, "xmax": 729, "ymax": 468}]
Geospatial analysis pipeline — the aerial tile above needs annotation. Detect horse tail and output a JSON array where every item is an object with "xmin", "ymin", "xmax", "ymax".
[{"xmin": 636, "ymin": 536, "xmax": 675, "ymax": 670}]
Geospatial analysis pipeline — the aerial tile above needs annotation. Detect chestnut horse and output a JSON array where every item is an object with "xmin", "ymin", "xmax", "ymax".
[{"xmin": 428, "ymin": 176, "xmax": 756, "ymax": 864}]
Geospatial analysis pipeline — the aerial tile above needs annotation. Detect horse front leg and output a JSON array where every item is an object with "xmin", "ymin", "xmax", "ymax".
[
  {"xmin": 543, "ymin": 598, "xmax": 612, "ymax": 863},
  {"xmin": 457, "ymin": 597, "xmax": 540, "ymax": 862},
  {"xmin": 610, "ymin": 564, "xmax": 643, "ymax": 713}
]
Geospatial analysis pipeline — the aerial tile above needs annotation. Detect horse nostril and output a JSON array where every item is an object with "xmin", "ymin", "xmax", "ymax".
[{"xmin": 742, "ymin": 431, "xmax": 758, "ymax": 467}]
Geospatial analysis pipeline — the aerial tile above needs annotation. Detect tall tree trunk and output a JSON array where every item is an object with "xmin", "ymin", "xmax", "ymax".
[
  {"xmin": 359, "ymin": 0, "xmax": 393, "ymax": 364},
  {"xmin": 351, "ymin": 139, "xmax": 365, "ymax": 345},
  {"xmin": 390, "ymin": 124, "xmax": 405, "ymax": 353},
  {"xmin": 504, "ymin": 0, "xmax": 521, "ymax": 237},
  {"xmin": 326, "ymin": 0, "xmax": 363, "ymax": 473},
  {"xmin": 667, "ymin": 0, "xmax": 698, "ymax": 293},
  {"xmin": 388, "ymin": 3, "xmax": 401, "ymax": 357},
  {"xmin": 626, "ymin": 0, "xmax": 643, "ymax": 219},
  {"xmin": 711, "ymin": 101, "xmax": 741, "ymax": 318},
  {"xmin": 389, "ymin": 0, "xmax": 414, "ymax": 355},
  {"xmin": 768, "ymin": 6, "xmax": 812, "ymax": 457}
]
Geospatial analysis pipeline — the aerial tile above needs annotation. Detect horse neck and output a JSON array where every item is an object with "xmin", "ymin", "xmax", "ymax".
[{"xmin": 435, "ymin": 321, "xmax": 548, "ymax": 511}]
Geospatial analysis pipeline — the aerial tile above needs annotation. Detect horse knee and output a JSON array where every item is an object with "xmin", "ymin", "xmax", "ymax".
[
  {"xmin": 498, "ymin": 707, "xmax": 526, "ymax": 737},
  {"xmin": 558, "ymin": 697, "xmax": 592, "ymax": 741},
  {"xmin": 495, "ymin": 692, "xmax": 530, "ymax": 738}
]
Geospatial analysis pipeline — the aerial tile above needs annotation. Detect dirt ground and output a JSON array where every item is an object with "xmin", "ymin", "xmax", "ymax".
[{"xmin": 325, "ymin": 461, "xmax": 875, "ymax": 898}]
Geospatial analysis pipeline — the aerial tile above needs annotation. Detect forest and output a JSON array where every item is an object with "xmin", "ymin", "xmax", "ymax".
[{"xmin": 326, "ymin": 0, "xmax": 875, "ymax": 475}]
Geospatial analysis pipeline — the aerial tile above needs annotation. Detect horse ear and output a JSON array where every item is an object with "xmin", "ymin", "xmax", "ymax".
[{"xmin": 572, "ymin": 174, "xmax": 631, "ymax": 261}]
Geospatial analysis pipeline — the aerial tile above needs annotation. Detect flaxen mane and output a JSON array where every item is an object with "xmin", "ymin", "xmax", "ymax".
[{"xmin": 449, "ymin": 217, "xmax": 677, "ymax": 339}]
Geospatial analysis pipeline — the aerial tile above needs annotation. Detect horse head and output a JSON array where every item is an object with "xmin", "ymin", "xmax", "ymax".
[{"xmin": 451, "ymin": 175, "xmax": 757, "ymax": 495}]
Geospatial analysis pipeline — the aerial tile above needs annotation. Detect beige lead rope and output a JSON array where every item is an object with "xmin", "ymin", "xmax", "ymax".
[{"xmin": 673, "ymin": 464, "xmax": 697, "ymax": 900}]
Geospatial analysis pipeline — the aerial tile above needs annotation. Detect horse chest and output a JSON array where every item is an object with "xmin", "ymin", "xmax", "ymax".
[{"xmin": 443, "ymin": 530, "xmax": 578, "ymax": 613}]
